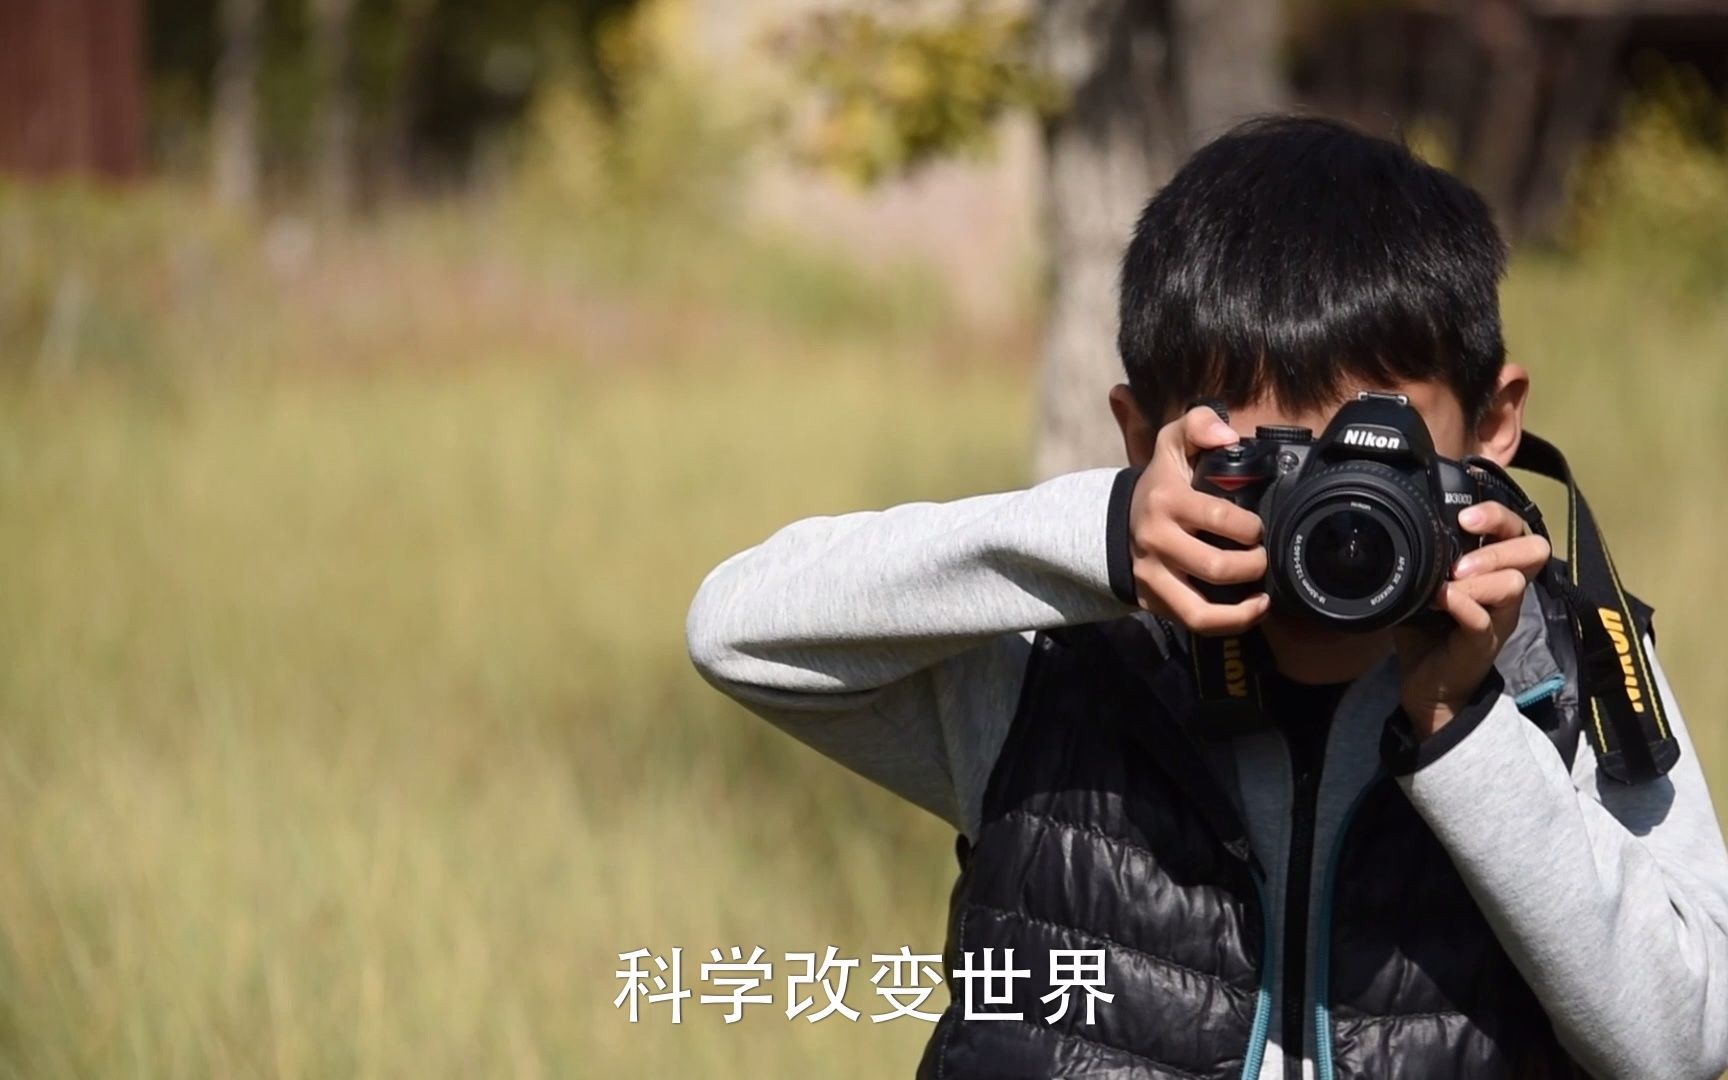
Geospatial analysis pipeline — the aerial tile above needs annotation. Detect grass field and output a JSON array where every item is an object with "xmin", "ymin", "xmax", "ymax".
[{"xmin": 0, "ymin": 178, "xmax": 1725, "ymax": 1078}]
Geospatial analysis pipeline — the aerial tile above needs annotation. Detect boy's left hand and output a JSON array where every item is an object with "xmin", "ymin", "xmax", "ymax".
[{"xmin": 1393, "ymin": 502, "xmax": 1552, "ymax": 740}]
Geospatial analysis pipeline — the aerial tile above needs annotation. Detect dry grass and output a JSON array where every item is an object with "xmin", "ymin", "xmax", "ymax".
[{"xmin": 0, "ymin": 176, "xmax": 1724, "ymax": 1078}]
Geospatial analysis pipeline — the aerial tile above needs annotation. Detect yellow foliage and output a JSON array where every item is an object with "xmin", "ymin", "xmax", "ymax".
[
  {"xmin": 514, "ymin": 0, "xmax": 749, "ymax": 221},
  {"xmin": 771, "ymin": 0, "xmax": 1063, "ymax": 186}
]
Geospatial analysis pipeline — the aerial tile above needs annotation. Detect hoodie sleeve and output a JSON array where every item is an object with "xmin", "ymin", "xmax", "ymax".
[
  {"xmin": 1394, "ymin": 634, "xmax": 1728, "ymax": 1080},
  {"xmin": 684, "ymin": 467, "xmax": 1140, "ymax": 837}
]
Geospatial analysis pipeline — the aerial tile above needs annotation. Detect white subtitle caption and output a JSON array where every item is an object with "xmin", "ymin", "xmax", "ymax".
[{"xmin": 613, "ymin": 946, "xmax": 1112, "ymax": 1025}]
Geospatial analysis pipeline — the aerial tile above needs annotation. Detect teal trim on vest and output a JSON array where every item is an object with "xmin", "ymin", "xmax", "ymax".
[
  {"xmin": 1313, "ymin": 772, "xmax": 1389, "ymax": 1080},
  {"xmin": 1240, "ymin": 875, "xmax": 1275, "ymax": 1080},
  {"xmin": 1515, "ymin": 674, "xmax": 1566, "ymax": 711}
]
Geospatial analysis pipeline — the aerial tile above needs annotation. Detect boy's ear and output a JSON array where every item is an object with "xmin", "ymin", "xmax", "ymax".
[
  {"xmin": 1474, "ymin": 362, "xmax": 1530, "ymax": 468},
  {"xmin": 1108, "ymin": 384, "xmax": 1159, "ymax": 468}
]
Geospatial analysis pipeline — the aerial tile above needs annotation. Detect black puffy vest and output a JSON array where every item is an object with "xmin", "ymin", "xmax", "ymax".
[{"xmin": 916, "ymin": 612, "xmax": 1603, "ymax": 1080}]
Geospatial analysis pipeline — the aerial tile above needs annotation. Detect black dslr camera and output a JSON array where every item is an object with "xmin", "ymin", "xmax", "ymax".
[{"xmin": 1190, "ymin": 390, "xmax": 1531, "ymax": 632}]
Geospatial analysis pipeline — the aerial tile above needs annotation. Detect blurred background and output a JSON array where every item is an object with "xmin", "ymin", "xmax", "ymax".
[{"xmin": 3, "ymin": 0, "xmax": 1728, "ymax": 1075}]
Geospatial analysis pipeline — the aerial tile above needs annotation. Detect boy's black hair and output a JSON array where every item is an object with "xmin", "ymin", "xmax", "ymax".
[{"xmin": 1118, "ymin": 114, "xmax": 1510, "ymax": 425}]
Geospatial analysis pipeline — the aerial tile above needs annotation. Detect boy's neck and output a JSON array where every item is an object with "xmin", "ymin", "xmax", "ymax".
[{"xmin": 1259, "ymin": 615, "xmax": 1394, "ymax": 686}]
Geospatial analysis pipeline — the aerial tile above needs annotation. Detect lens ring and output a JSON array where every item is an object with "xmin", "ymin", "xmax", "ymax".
[
  {"xmin": 1284, "ymin": 497, "xmax": 1415, "ymax": 620},
  {"xmin": 1266, "ymin": 461, "xmax": 1448, "ymax": 629}
]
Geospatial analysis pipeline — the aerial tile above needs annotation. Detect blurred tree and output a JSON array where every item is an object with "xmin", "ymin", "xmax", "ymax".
[
  {"xmin": 366, "ymin": 0, "xmax": 642, "ymax": 187},
  {"xmin": 779, "ymin": 0, "xmax": 1286, "ymax": 477},
  {"xmin": 1462, "ymin": 0, "xmax": 1541, "ymax": 231},
  {"xmin": 313, "ymin": 0, "xmax": 359, "ymax": 215},
  {"xmin": 1283, "ymin": 1, "xmax": 1656, "ymax": 243},
  {"xmin": 772, "ymin": 2, "xmax": 1061, "ymax": 185},
  {"xmin": 212, "ymin": 0, "xmax": 263, "ymax": 208},
  {"xmin": 1519, "ymin": 14, "xmax": 1629, "ymax": 241},
  {"xmin": 376, "ymin": 0, "xmax": 438, "ymax": 195},
  {"xmin": 134, "ymin": 0, "xmax": 645, "ymax": 201},
  {"xmin": 1034, "ymin": 0, "xmax": 1285, "ymax": 477},
  {"xmin": 0, "ymin": 0, "xmax": 147, "ymax": 180}
]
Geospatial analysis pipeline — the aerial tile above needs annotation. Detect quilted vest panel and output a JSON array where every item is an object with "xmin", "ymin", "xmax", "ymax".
[
  {"xmin": 918, "ymin": 611, "xmax": 1595, "ymax": 1080},
  {"xmin": 918, "ymin": 620, "xmax": 1267, "ymax": 1080}
]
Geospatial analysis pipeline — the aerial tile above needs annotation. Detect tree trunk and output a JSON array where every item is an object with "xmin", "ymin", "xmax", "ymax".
[
  {"xmin": 313, "ymin": 0, "xmax": 359, "ymax": 217},
  {"xmin": 1464, "ymin": 0, "xmax": 1542, "ymax": 236},
  {"xmin": 378, "ymin": 0, "xmax": 438, "ymax": 198},
  {"xmin": 1173, "ymin": 0, "xmax": 1285, "ymax": 144},
  {"xmin": 0, "ymin": 0, "xmax": 145, "ymax": 181},
  {"xmin": 212, "ymin": 0, "xmax": 263, "ymax": 210},
  {"xmin": 1417, "ymin": 6, "xmax": 1482, "ymax": 164},
  {"xmin": 1520, "ymin": 15, "xmax": 1627, "ymax": 243},
  {"xmin": 1032, "ymin": 0, "xmax": 1285, "ymax": 479}
]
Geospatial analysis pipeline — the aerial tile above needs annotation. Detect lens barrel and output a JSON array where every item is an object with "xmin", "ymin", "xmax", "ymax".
[{"xmin": 1265, "ymin": 461, "xmax": 1449, "ymax": 630}]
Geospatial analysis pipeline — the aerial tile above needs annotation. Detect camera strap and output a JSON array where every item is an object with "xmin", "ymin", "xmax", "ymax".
[
  {"xmin": 1185, "ymin": 626, "xmax": 1277, "ymax": 739},
  {"xmin": 1469, "ymin": 433, "xmax": 1679, "ymax": 784}
]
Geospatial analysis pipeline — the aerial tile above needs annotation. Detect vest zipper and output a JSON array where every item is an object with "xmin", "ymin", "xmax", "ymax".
[
  {"xmin": 1311, "ymin": 773, "xmax": 1387, "ymax": 1080},
  {"xmin": 1514, "ymin": 674, "xmax": 1565, "ymax": 710},
  {"xmin": 1281, "ymin": 735, "xmax": 1323, "ymax": 1080}
]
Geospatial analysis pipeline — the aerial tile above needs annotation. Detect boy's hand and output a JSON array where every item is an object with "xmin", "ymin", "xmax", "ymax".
[
  {"xmin": 1125, "ymin": 405, "xmax": 1272, "ymax": 634},
  {"xmin": 1393, "ymin": 501, "xmax": 1552, "ymax": 738}
]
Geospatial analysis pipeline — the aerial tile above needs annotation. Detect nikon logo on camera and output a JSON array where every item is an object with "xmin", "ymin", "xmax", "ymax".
[
  {"xmin": 1339, "ymin": 426, "xmax": 1405, "ymax": 451},
  {"xmin": 1599, "ymin": 607, "xmax": 1647, "ymax": 714}
]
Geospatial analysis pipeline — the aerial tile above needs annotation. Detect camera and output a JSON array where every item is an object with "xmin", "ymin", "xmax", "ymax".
[{"xmin": 1190, "ymin": 390, "xmax": 1529, "ymax": 632}]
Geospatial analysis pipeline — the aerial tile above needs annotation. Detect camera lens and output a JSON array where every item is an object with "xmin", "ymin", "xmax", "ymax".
[
  {"xmin": 1302, "ymin": 510, "xmax": 1397, "ymax": 601},
  {"xmin": 1270, "ymin": 468, "xmax": 1436, "ymax": 630}
]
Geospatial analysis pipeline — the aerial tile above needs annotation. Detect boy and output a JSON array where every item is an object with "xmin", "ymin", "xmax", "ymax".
[{"xmin": 685, "ymin": 116, "xmax": 1728, "ymax": 1079}]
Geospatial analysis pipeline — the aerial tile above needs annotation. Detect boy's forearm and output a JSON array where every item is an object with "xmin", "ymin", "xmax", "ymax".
[
  {"xmin": 685, "ymin": 466, "xmax": 1134, "ymax": 705},
  {"xmin": 1395, "ymin": 640, "xmax": 1728, "ymax": 1079}
]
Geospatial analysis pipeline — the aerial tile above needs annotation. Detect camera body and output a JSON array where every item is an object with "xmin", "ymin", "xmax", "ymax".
[{"xmin": 1191, "ymin": 391, "xmax": 1523, "ymax": 631}]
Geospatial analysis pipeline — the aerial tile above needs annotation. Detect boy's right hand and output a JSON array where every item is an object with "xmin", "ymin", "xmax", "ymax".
[{"xmin": 1125, "ymin": 405, "xmax": 1271, "ymax": 634}]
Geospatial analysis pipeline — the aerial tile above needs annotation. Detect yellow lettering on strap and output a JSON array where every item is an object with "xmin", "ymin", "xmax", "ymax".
[
  {"xmin": 1222, "ymin": 637, "xmax": 1247, "ymax": 700},
  {"xmin": 1599, "ymin": 608, "xmax": 1646, "ymax": 716}
]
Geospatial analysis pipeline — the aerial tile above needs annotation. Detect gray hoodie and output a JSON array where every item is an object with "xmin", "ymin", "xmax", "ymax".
[{"xmin": 685, "ymin": 465, "xmax": 1728, "ymax": 1079}]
